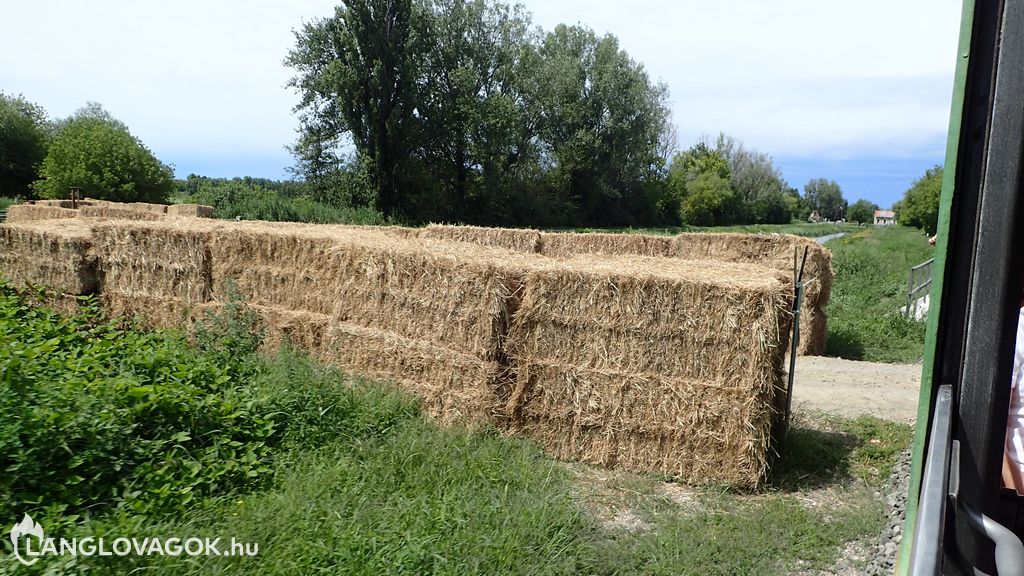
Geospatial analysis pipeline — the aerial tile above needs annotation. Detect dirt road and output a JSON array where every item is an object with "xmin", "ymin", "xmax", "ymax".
[{"xmin": 791, "ymin": 356, "xmax": 922, "ymax": 423}]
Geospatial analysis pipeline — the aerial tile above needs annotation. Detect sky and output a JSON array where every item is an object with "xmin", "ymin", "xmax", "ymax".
[{"xmin": 0, "ymin": 0, "xmax": 964, "ymax": 209}]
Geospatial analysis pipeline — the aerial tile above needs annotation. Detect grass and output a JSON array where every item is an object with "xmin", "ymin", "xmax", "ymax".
[
  {"xmin": 824, "ymin": 225, "xmax": 935, "ymax": 363},
  {"xmin": 0, "ymin": 196, "xmax": 20, "ymax": 212},
  {"xmin": 0, "ymin": 285, "xmax": 914, "ymax": 575}
]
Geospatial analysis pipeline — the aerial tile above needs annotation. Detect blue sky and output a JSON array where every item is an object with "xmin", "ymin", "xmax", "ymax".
[{"xmin": 1, "ymin": 0, "xmax": 962, "ymax": 209}]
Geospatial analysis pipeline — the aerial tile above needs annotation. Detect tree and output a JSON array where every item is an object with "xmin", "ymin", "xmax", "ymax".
[
  {"xmin": 716, "ymin": 134, "xmax": 791, "ymax": 224},
  {"xmin": 804, "ymin": 178, "xmax": 846, "ymax": 221},
  {"xmin": 847, "ymin": 198, "xmax": 879, "ymax": 224},
  {"xmin": 898, "ymin": 165, "xmax": 942, "ymax": 235},
  {"xmin": 287, "ymin": 0, "xmax": 421, "ymax": 217},
  {"xmin": 535, "ymin": 24, "xmax": 672, "ymax": 225},
  {"xmin": 32, "ymin": 104, "xmax": 173, "ymax": 203},
  {"xmin": 679, "ymin": 172, "xmax": 738, "ymax": 226},
  {"xmin": 0, "ymin": 92, "xmax": 49, "ymax": 198}
]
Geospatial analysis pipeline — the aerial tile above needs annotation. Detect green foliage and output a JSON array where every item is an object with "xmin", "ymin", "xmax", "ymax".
[
  {"xmin": 678, "ymin": 173, "xmax": 738, "ymax": 226},
  {"xmin": 32, "ymin": 103, "xmax": 173, "ymax": 203},
  {"xmin": 804, "ymin": 178, "xmax": 846, "ymax": 221},
  {"xmin": 0, "ymin": 284, "xmax": 275, "ymax": 521},
  {"xmin": 847, "ymin": 198, "xmax": 879, "ymax": 225},
  {"xmin": 0, "ymin": 196, "xmax": 20, "ymax": 212},
  {"xmin": 0, "ymin": 93, "xmax": 49, "ymax": 199},
  {"xmin": 287, "ymin": 0, "xmax": 672, "ymax": 227},
  {"xmin": 825, "ymin": 225, "xmax": 934, "ymax": 362},
  {"xmin": 187, "ymin": 178, "xmax": 390, "ymax": 225},
  {"xmin": 897, "ymin": 165, "xmax": 942, "ymax": 235}
]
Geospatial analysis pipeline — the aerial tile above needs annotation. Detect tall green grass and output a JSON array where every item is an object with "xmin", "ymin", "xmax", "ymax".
[
  {"xmin": 824, "ymin": 225, "xmax": 935, "ymax": 362},
  {"xmin": 186, "ymin": 187, "xmax": 391, "ymax": 226}
]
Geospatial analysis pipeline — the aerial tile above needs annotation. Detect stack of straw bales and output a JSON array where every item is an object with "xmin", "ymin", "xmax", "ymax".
[
  {"xmin": 4, "ymin": 204, "xmax": 78, "ymax": 223},
  {"xmin": 420, "ymin": 223, "xmax": 542, "ymax": 253},
  {"xmin": 167, "ymin": 204, "xmax": 214, "ymax": 218},
  {"xmin": 80, "ymin": 205, "xmax": 165, "ymax": 221},
  {"xmin": 670, "ymin": 233, "xmax": 831, "ymax": 355},
  {"xmin": 0, "ymin": 217, "xmax": 799, "ymax": 486},
  {"xmin": 504, "ymin": 257, "xmax": 792, "ymax": 487},
  {"xmin": 91, "ymin": 220, "xmax": 214, "ymax": 326},
  {"xmin": 425, "ymin": 224, "xmax": 831, "ymax": 356},
  {"xmin": 0, "ymin": 220, "xmax": 97, "ymax": 296}
]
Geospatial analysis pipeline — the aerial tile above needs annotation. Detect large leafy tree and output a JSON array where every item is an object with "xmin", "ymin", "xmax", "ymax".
[
  {"xmin": 897, "ymin": 165, "xmax": 942, "ymax": 235},
  {"xmin": 0, "ymin": 92, "xmax": 49, "ymax": 199},
  {"xmin": 804, "ymin": 178, "xmax": 846, "ymax": 221},
  {"xmin": 536, "ymin": 24, "xmax": 672, "ymax": 225},
  {"xmin": 32, "ymin": 104, "xmax": 173, "ymax": 203},
  {"xmin": 287, "ymin": 0, "xmax": 421, "ymax": 217}
]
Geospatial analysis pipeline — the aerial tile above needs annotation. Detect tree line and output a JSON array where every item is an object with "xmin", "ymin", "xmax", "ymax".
[{"xmin": 2, "ymin": 0, "xmax": 877, "ymax": 228}]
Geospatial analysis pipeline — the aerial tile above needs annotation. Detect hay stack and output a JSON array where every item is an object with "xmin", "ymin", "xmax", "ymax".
[
  {"xmin": 167, "ymin": 204, "xmax": 215, "ymax": 218},
  {"xmin": 4, "ymin": 204, "xmax": 78, "ymax": 223},
  {"xmin": 539, "ymin": 231, "xmax": 673, "ymax": 258},
  {"xmin": 91, "ymin": 220, "xmax": 214, "ymax": 307},
  {"xmin": 128, "ymin": 202, "xmax": 169, "ymax": 214},
  {"xmin": 420, "ymin": 224, "xmax": 542, "ymax": 253},
  {"xmin": 504, "ymin": 256, "xmax": 793, "ymax": 487},
  {"xmin": 319, "ymin": 322, "xmax": 505, "ymax": 426},
  {"xmin": 79, "ymin": 205, "xmax": 166, "ymax": 221},
  {"xmin": 0, "ymin": 220, "xmax": 97, "ymax": 294},
  {"xmin": 208, "ymin": 221, "xmax": 533, "ymax": 361},
  {"xmin": 670, "ymin": 233, "xmax": 832, "ymax": 355}
]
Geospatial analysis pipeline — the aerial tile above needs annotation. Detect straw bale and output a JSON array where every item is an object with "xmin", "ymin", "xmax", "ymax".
[
  {"xmin": 253, "ymin": 305, "xmax": 331, "ymax": 354},
  {"xmin": 506, "ymin": 256, "xmax": 793, "ymax": 386},
  {"xmin": 5, "ymin": 204, "xmax": 78, "ymax": 223},
  {"xmin": 0, "ymin": 220, "xmax": 98, "ymax": 294},
  {"xmin": 126, "ymin": 202, "xmax": 169, "ymax": 214},
  {"xmin": 100, "ymin": 293, "xmax": 208, "ymax": 329},
  {"xmin": 79, "ymin": 205, "xmax": 166, "ymax": 221},
  {"xmin": 319, "ymin": 322, "xmax": 507, "ymax": 426},
  {"xmin": 91, "ymin": 220, "xmax": 212, "ymax": 301},
  {"xmin": 539, "ymin": 231, "xmax": 673, "ymax": 258},
  {"xmin": 167, "ymin": 204, "xmax": 215, "ymax": 218},
  {"xmin": 208, "ymin": 221, "xmax": 535, "ymax": 360},
  {"xmin": 421, "ymin": 224, "xmax": 541, "ymax": 253},
  {"xmin": 508, "ymin": 363, "xmax": 778, "ymax": 487}
]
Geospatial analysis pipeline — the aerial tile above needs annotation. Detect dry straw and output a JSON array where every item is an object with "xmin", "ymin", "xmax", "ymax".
[
  {"xmin": 539, "ymin": 231, "xmax": 673, "ymax": 258},
  {"xmin": 319, "ymin": 321, "xmax": 506, "ymax": 426},
  {"xmin": 421, "ymin": 223, "xmax": 542, "ymax": 253},
  {"xmin": 0, "ymin": 220, "xmax": 97, "ymax": 294},
  {"xmin": 167, "ymin": 204, "xmax": 215, "ymax": 218},
  {"xmin": 511, "ymin": 364, "xmax": 779, "ymax": 488},
  {"xmin": 670, "ymin": 233, "xmax": 832, "ymax": 355},
  {"xmin": 4, "ymin": 204, "xmax": 78, "ymax": 223},
  {"xmin": 502, "ymin": 255, "xmax": 793, "ymax": 487},
  {"xmin": 79, "ymin": 206, "xmax": 166, "ymax": 221}
]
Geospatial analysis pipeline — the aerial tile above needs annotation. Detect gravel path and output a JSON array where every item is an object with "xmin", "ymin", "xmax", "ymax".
[{"xmin": 790, "ymin": 356, "xmax": 919, "ymax": 575}]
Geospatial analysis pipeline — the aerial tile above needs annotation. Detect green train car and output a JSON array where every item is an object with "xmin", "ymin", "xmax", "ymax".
[{"xmin": 902, "ymin": 0, "xmax": 1024, "ymax": 573}]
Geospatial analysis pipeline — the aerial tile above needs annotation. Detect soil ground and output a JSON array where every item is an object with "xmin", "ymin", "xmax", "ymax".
[{"xmin": 792, "ymin": 356, "xmax": 922, "ymax": 423}]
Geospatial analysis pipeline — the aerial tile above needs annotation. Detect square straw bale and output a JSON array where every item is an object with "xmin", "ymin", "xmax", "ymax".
[
  {"xmin": 318, "ymin": 322, "xmax": 507, "ymax": 426},
  {"xmin": 208, "ymin": 221, "xmax": 537, "ymax": 360},
  {"xmin": 167, "ymin": 204, "xmax": 215, "ymax": 218},
  {"xmin": 79, "ymin": 205, "xmax": 165, "ymax": 221},
  {"xmin": 670, "ymin": 232, "xmax": 833, "ymax": 355},
  {"xmin": 100, "ymin": 293, "xmax": 207, "ymax": 329},
  {"xmin": 539, "ymin": 231, "xmax": 673, "ymax": 258},
  {"xmin": 509, "ymin": 363, "xmax": 778, "ymax": 488},
  {"xmin": 506, "ymin": 256, "xmax": 793, "ymax": 387},
  {"xmin": 91, "ymin": 220, "xmax": 215, "ymax": 301},
  {"xmin": 420, "ymin": 224, "xmax": 541, "ymax": 253},
  {"xmin": 0, "ymin": 220, "xmax": 98, "ymax": 294},
  {"xmin": 4, "ymin": 204, "xmax": 78, "ymax": 223}
]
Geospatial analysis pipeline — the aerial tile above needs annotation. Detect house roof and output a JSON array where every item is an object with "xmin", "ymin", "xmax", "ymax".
[{"xmin": 874, "ymin": 209, "xmax": 896, "ymax": 218}]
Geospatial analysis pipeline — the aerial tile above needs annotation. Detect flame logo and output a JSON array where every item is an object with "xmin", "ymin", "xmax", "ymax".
[{"xmin": 10, "ymin": 513, "xmax": 44, "ymax": 566}]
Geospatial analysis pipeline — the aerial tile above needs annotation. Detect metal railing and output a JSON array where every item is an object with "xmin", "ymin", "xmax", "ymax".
[
  {"xmin": 0, "ymin": 210, "xmax": 6, "ymax": 223},
  {"xmin": 906, "ymin": 258, "xmax": 935, "ymax": 319}
]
